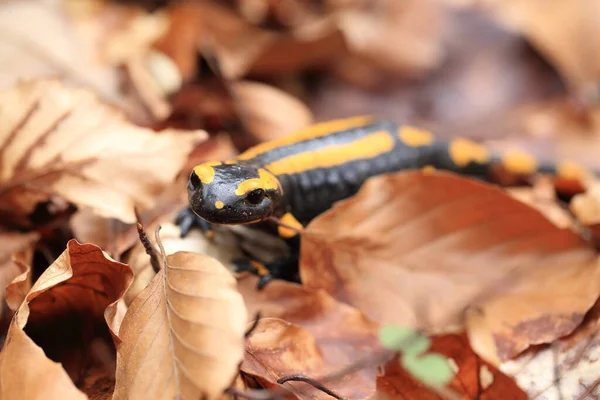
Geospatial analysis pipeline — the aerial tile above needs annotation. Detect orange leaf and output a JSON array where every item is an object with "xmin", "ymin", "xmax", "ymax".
[
  {"xmin": 300, "ymin": 171, "xmax": 600, "ymax": 364},
  {"xmin": 375, "ymin": 333, "xmax": 527, "ymax": 399},
  {"xmin": 0, "ymin": 240, "xmax": 132, "ymax": 399},
  {"xmin": 0, "ymin": 79, "xmax": 205, "ymax": 225},
  {"xmin": 113, "ymin": 251, "xmax": 247, "ymax": 400}
]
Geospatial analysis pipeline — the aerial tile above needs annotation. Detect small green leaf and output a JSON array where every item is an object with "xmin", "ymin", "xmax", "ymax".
[
  {"xmin": 378, "ymin": 325, "xmax": 430, "ymax": 355},
  {"xmin": 401, "ymin": 353, "xmax": 455, "ymax": 386}
]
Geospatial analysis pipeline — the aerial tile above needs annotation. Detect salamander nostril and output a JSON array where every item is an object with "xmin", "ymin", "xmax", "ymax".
[{"xmin": 189, "ymin": 170, "xmax": 201, "ymax": 190}]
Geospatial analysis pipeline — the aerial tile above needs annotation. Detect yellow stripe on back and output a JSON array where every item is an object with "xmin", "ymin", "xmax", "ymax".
[
  {"xmin": 237, "ymin": 116, "xmax": 374, "ymax": 161},
  {"xmin": 265, "ymin": 130, "xmax": 395, "ymax": 176}
]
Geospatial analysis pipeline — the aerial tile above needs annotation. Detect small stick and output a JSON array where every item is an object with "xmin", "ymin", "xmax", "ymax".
[
  {"xmin": 277, "ymin": 375, "xmax": 346, "ymax": 400},
  {"xmin": 245, "ymin": 311, "xmax": 262, "ymax": 338}
]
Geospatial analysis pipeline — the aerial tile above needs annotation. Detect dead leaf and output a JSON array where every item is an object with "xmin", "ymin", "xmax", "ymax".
[
  {"xmin": 113, "ymin": 251, "xmax": 247, "ymax": 400},
  {"xmin": 0, "ymin": 231, "xmax": 38, "ymax": 318},
  {"xmin": 373, "ymin": 333, "xmax": 527, "ymax": 400},
  {"xmin": 0, "ymin": 0, "xmax": 120, "ymax": 102},
  {"xmin": 238, "ymin": 276, "xmax": 381, "ymax": 398},
  {"xmin": 0, "ymin": 79, "xmax": 205, "ymax": 226},
  {"xmin": 231, "ymin": 81, "xmax": 314, "ymax": 143},
  {"xmin": 501, "ymin": 299, "xmax": 600, "ymax": 399},
  {"xmin": 300, "ymin": 171, "xmax": 600, "ymax": 364},
  {"xmin": 442, "ymin": 0, "xmax": 600, "ymax": 94},
  {"xmin": 243, "ymin": 317, "xmax": 382, "ymax": 400},
  {"xmin": 0, "ymin": 240, "xmax": 132, "ymax": 399}
]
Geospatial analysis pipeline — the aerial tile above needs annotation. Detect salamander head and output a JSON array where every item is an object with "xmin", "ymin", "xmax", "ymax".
[{"xmin": 187, "ymin": 161, "xmax": 283, "ymax": 224}]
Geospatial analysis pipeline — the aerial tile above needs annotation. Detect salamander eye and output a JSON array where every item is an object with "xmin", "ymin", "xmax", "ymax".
[
  {"xmin": 189, "ymin": 170, "xmax": 201, "ymax": 189},
  {"xmin": 245, "ymin": 189, "xmax": 265, "ymax": 205}
]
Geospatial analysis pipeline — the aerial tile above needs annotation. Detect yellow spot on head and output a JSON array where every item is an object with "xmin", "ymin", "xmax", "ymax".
[
  {"xmin": 448, "ymin": 139, "xmax": 491, "ymax": 167},
  {"xmin": 215, "ymin": 200, "xmax": 224, "ymax": 209},
  {"xmin": 557, "ymin": 161, "xmax": 589, "ymax": 180},
  {"xmin": 237, "ymin": 116, "xmax": 374, "ymax": 160},
  {"xmin": 266, "ymin": 130, "xmax": 395, "ymax": 176},
  {"xmin": 502, "ymin": 150, "xmax": 538, "ymax": 175},
  {"xmin": 398, "ymin": 126, "xmax": 434, "ymax": 147},
  {"xmin": 192, "ymin": 161, "xmax": 221, "ymax": 184},
  {"xmin": 235, "ymin": 169, "xmax": 282, "ymax": 196}
]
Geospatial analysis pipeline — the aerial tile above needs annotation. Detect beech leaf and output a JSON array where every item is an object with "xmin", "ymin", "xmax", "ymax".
[{"xmin": 113, "ymin": 251, "xmax": 247, "ymax": 400}]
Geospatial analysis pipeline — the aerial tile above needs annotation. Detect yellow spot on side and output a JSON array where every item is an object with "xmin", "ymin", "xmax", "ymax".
[
  {"xmin": 192, "ymin": 161, "xmax": 221, "ymax": 184},
  {"xmin": 448, "ymin": 139, "xmax": 491, "ymax": 167},
  {"xmin": 237, "ymin": 116, "xmax": 374, "ymax": 160},
  {"xmin": 502, "ymin": 150, "xmax": 538, "ymax": 175},
  {"xmin": 265, "ymin": 130, "xmax": 395, "ymax": 176},
  {"xmin": 557, "ymin": 161, "xmax": 589, "ymax": 180},
  {"xmin": 398, "ymin": 126, "xmax": 434, "ymax": 147},
  {"xmin": 224, "ymin": 160, "xmax": 237, "ymax": 165},
  {"xmin": 215, "ymin": 200, "xmax": 224, "ymax": 209},
  {"xmin": 422, "ymin": 165, "xmax": 436, "ymax": 174},
  {"xmin": 278, "ymin": 213, "xmax": 303, "ymax": 238},
  {"xmin": 235, "ymin": 169, "xmax": 282, "ymax": 196},
  {"xmin": 249, "ymin": 260, "xmax": 270, "ymax": 276}
]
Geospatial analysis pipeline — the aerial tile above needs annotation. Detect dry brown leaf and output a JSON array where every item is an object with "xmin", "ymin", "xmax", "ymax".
[
  {"xmin": 0, "ymin": 79, "xmax": 205, "ymax": 226},
  {"xmin": 337, "ymin": 0, "xmax": 446, "ymax": 77},
  {"xmin": 0, "ymin": 231, "xmax": 38, "ymax": 319},
  {"xmin": 508, "ymin": 177, "xmax": 576, "ymax": 230},
  {"xmin": 113, "ymin": 251, "xmax": 247, "ymax": 400},
  {"xmin": 0, "ymin": 240, "xmax": 132, "ymax": 399},
  {"xmin": 243, "ymin": 317, "xmax": 382, "ymax": 400},
  {"xmin": 0, "ymin": 0, "xmax": 120, "ymax": 101},
  {"xmin": 501, "ymin": 299, "xmax": 600, "ymax": 399},
  {"xmin": 300, "ymin": 171, "xmax": 600, "ymax": 364},
  {"xmin": 442, "ymin": 0, "xmax": 600, "ymax": 93},
  {"xmin": 231, "ymin": 81, "xmax": 313, "ymax": 143},
  {"xmin": 373, "ymin": 333, "xmax": 527, "ymax": 400},
  {"xmin": 238, "ymin": 276, "xmax": 381, "ymax": 398}
]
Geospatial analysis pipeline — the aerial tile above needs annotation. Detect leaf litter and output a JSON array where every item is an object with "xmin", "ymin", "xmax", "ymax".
[{"xmin": 1, "ymin": 0, "xmax": 600, "ymax": 399}]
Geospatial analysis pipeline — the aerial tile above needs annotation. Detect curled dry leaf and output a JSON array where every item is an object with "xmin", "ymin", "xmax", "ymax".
[
  {"xmin": 238, "ymin": 276, "xmax": 381, "ymax": 399},
  {"xmin": 301, "ymin": 171, "xmax": 600, "ymax": 364},
  {"xmin": 501, "ymin": 299, "xmax": 600, "ymax": 399},
  {"xmin": 0, "ymin": 79, "xmax": 205, "ymax": 226},
  {"xmin": 231, "ymin": 81, "xmax": 313, "ymax": 143},
  {"xmin": 374, "ymin": 333, "xmax": 527, "ymax": 400},
  {"xmin": 0, "ymin": 231, "xmax": 38, "ymax": 318},
  {"xmin": 113, "ymin": 251, "xmax": 247, "ymax": 400},
  {"xmin": 0, "ymin": 240, "xmax": 132, "ymax": 399}
]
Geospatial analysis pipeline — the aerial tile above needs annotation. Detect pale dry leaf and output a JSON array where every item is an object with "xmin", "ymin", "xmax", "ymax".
[
  {"xmin": 113, "ymin": 251, "xmax": 247, "ymax": 400},
  {"xmin": 0, "ymin": 79, "xmax": 206, "ymax": 224},
  {"xmin": 442, "ymin": 0, "xmax": 600, "ymax": 92},
  {"xmin": 231, "ymin": 81, "xmax": 313, "ymax": 143},
  {"xmin": 0, "ymin": 239, "xmax": 132, "ymax": 399},
  {"xmin": 301, "ymin": 171, "xmax": 600, "ymax": 364},
  {"xmin": 500, "ymin": 300, "xmax": 600, "ymax": 399},
  {"xmin": 0, "ymin": 231, "xmax": 38, "ymax": 317},
  {"xmin": 0, "ymin": 0, "xmax": 120, "ymax": 101}
]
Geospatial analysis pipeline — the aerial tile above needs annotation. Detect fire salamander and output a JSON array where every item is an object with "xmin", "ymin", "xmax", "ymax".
[{"xmin": 177, "ymin": 116, "xmax": 591, "ymax": 288}]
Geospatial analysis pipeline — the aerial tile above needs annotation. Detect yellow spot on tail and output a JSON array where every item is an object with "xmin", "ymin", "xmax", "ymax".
[
  {"xmin": 557, "ymin": 161, "xmax": 589, "ymax": 180},
  {"xmin": 237, "ymin": 116, "xmax": 374, "ymax": 160},
  {"xmin": 278, "ymin": 213, "xmax": 303, "ymax": 238},
  {"xmin": 422, "ymin": 165, "xmax": 436, "ymax": 174},
  {"xmin": 448, "ymin": 139, "xmax": 491, "ymax": 167},
  {"xmin": 193, "ymin": 161, "xmax": 221, "ymax": 184},
  {"xmin": 502, "ymin": 150, "xmax": 538, "ymax": 175},
  {"xmin": 265, "ymin": 130, "xmax": 395, "ymax": 176},
  {"xmin": 235, "ymin": 169, "xmax": 282, "ymax": 196},
  {"xmin": 398, "ymin": 126, "xmax": 434, "ymax": 147},
  {"xmin": 215, "ymin": 200, "xmax": 224, "ymax": 209}
]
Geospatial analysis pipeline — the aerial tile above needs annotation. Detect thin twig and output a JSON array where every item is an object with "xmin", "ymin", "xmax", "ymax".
[
  {"xmin": 277, "ymin": 375, "xmax": 346, "ymax": 400},
  {"xmin": 245, "ymin": 312, "xmax": 262, "ymax": 338}
]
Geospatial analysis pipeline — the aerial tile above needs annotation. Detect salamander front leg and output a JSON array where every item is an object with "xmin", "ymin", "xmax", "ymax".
[
  {"xmin": 233, "ymin": 254, "xmax": 300, "ymax": 290},
  {"xmin": 175, "ymin": 206, "xmax": 215, "ymax": 238}
]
